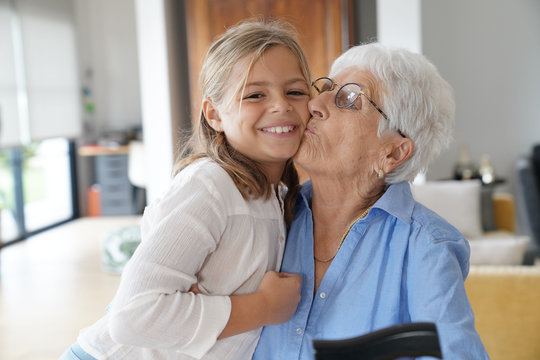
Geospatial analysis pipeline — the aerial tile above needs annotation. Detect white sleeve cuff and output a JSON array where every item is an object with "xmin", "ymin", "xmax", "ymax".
[{"xmin": 178, "ymin": 295, "xmax": 232, "ymax": 358}]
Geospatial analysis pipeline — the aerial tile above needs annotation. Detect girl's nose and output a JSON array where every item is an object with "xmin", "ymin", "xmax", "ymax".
[{"xmin": 271, "ymin": 95, "xmax": 292, "ymax": 113}]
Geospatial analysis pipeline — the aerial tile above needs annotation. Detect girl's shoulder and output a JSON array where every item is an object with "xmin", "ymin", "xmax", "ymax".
[
  {"xmin": 155, "ymin": 157, "xmax": 280, "ymax": 220},
  {"xmin": 173, "ymin": 157, "xmax": 242, "ymax": 203},
  {"xmin": 177, "ymin": 158, "xmax": 230, "ymax": 184},
  {"xmin": 145, "ymin": 158, "xmax": 242, "ymax": 220}
]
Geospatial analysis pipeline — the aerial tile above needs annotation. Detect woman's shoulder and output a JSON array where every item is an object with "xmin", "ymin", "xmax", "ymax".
[
  {"xmin": 410, "ymin": 201, "xmax": 466, "ymax": 244},
  {"xmin": 408, "ymin": 202, "xmax": 470, "ymax": 275}
]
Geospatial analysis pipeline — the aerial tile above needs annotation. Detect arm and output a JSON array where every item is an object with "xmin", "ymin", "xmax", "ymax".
[
  {"xmin": 108, "ymin": 168, "xmax": 301, "ymax": 357},
  {"xmin": 108, "ymin": 177, "xmax": 231, "ymax": 356},
  {"xmin": 218, "ymin": 271, "xmax": 301, "ymax": 339},
  {"xmin": 406, "ymin": 229, "xmax": 489, "ymax": 359}
]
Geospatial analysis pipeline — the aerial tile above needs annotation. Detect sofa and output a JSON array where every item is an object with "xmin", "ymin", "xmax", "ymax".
[
  {"xmin": 465, "ymin": 265, "xmax": 540, "ymax": 360},
  {"xmin": 411, "ymin": 179, "xmax": 531, "ymax": 266},
  {"xmin": 411, "ymin": 181, "xmax": 539, "ymax": 358}
]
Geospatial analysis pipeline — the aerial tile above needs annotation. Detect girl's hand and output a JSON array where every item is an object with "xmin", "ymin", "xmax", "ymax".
[
  {"xmin": 188, "ymin": 283, "xmax": 201, "ymax": 294},
  {"xmin": 217, "ymin": 271, "xmax": 302, "ymax": 339},
  {"xmin": 256, "ymin": 271, "xmax": 302, "ymax": 325}
]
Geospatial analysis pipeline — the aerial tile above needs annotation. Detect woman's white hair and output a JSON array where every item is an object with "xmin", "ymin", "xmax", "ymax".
[{"xmin": 330, "ymin": 43, "xmax": 455, "ymax": 183}]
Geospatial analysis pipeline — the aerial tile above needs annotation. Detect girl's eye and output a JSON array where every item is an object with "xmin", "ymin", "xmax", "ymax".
[
  {"xmin": 244, "ymin": 93, "xmax": 263, "ymax": 100},
  {"xmin": 288, "ymin": 90, "xmax": 308, "ymax": 96}
]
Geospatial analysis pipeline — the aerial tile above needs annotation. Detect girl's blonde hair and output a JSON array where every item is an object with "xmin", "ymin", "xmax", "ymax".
[{"xmin": 175, "ymin": 19, "xmax": 311, "ymax": 226}]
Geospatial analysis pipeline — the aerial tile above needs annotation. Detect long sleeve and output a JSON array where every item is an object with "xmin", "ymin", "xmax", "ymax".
[
  {"xmin": 108, "ymin": 168, "xmax": 231, "ymax": 358},
  {"xmin": 406, "ymin": 225, "xmax": 489, "ymax": 359},
  {"xmin": 77, "ymin": 159, "xmax": 286, "ymax": 359}
]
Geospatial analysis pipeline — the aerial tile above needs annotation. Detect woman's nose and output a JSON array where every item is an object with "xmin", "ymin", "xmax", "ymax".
[{"xmin": 308, "ymin": 94, "xmax": 328, "ymax": 120}]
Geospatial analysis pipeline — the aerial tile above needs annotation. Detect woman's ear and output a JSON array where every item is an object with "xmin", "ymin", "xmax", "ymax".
[
  {"xmin": 202, "ymin": 99, "xmax": 223, "ymax": 132},
  {"xmin": 383, "ymin": 137, "xmax": 414, "ymax": 173}
]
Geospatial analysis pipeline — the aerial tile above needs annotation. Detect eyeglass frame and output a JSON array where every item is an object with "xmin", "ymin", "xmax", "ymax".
[{"xmin": 311, "ymin": 77, "xmax": 406, "ymax": 138}]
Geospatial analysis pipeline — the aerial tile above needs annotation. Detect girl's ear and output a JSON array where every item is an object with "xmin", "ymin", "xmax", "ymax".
[{"xmin": 202, "ymin": 99, "xmax": 223, "ymax": 132}]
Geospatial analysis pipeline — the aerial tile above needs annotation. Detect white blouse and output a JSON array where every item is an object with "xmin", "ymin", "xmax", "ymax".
[{"xmin": 78, "ymin": 158, "xmax": 286, "ymax": 359}]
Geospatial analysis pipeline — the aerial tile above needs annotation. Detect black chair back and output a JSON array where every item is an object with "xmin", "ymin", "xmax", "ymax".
[{"xmin": 312, "ymin": 322, "xmax": 442, "ymax": 360}]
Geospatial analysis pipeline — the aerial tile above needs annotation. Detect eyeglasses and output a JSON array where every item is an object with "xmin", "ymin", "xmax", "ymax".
[
  {"xmin": 311, "ymin": 77, "xmax": 405, "ymax": 137},
  {"xmin": 311, "ymin": 77, "xmax": 390, "ymax": 119}
]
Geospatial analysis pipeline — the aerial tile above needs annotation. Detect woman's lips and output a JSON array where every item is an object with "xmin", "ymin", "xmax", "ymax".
[{"xmin": 305, "ymin": 124, "xmax": 316, "ymax": 134}]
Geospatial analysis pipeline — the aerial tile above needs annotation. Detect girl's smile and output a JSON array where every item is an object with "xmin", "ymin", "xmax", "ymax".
[{"xmin": 204, "ymin": 45, "xmax": 310, "ymax": 183}]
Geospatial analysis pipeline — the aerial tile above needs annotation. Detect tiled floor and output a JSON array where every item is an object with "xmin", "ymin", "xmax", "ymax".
[{"xmin": 0, "ymin": 216, "xmax": 141, "ymax": 360}]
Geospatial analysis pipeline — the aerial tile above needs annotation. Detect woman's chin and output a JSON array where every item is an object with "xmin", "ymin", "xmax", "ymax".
[{"xmin": 293, "ymin": 142, "xmax": 320, "ymax": 168}]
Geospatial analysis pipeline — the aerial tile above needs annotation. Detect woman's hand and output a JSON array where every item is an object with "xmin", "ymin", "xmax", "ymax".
[{"xmin": 256, "ymin": 271, "xmax": 302, "ymax": 325}]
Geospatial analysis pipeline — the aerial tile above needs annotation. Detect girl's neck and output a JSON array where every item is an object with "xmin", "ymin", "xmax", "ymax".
[{"xmin": 258, "ymin": 162, "xmax": 286, "ymax": 185}]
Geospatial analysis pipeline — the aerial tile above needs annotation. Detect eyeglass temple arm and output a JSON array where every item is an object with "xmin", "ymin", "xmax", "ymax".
[
  {"xmin": 363, "ymin": 93, "xmax": 389, "ymax": 120},
  {"xmin": 362, "ymin": 93, "xmax": 406, "ymax": 138}
]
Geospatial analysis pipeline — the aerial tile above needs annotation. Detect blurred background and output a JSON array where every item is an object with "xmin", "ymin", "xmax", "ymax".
[{"xmin": 1, "ymin": 0, "xmax": 539, "ymax": 246}]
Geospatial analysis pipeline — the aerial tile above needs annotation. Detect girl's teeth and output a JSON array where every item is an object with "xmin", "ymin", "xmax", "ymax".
[{"xmin": 265, "ymin": 126, "xmax": 294, "ymax": 133}]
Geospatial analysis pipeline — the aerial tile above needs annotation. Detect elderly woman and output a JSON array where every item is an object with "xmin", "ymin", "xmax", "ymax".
[{"xmin": 253, "ymin": 43, "xmax": 488, "ymax": 359}]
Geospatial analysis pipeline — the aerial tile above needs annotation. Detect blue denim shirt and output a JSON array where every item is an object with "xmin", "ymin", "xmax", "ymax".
[{"xmin": 253, "ymin": 181, "xmax": 488, "ymax": 360}]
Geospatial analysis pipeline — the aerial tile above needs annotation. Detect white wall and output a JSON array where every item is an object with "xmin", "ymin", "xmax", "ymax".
[
  {"xmin": 421, "ymin": 0, "xmax": 540, "ymax": 197},
  {"xmin": 74, "ymin": 0, "xmax": 141, "ymax": 139},
  {"xmin": 134, "ymin": 0, "xmax": 174, "ymax": 203},
  {"xmin": 378, "ymin": 0, "xmax": 540, "ymax": 201},
  {"xmin": 377, "ymin": 0, "xmax": 422, "ymax": 53},
  {"xmin": 73, "ymin": 0, "xmax": 179, "ymax": 209}
]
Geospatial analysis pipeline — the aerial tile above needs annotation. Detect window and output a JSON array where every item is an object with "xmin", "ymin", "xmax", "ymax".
[{"xmin": 0, "ymin": 138, "xmax": 77, "ymax": 246}]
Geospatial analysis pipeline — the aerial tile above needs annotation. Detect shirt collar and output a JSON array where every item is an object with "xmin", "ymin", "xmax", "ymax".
[
  {"xmin": 298, "ymin": 180, "xmax": 313, "ymax": 211},
  {"xmin": 298, "ymin": 180, "xmax": 414, "ymax": 224},
  {"xmin": 373, "ymin": 182, "xmax": 414, "ymax": 224}
]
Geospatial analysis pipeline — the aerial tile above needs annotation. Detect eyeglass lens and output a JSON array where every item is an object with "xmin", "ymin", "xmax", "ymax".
[
  {"xmin": 313, "ymin": 78, "xmax": 362, "ymax": 109},
  {"xmin": 311, "ymin": 77, "xmax": 401, "ymax": 135},
  {"xmin": 313, "ymin": 78, "xmax": 333, "ymax": 93},
  {"xmin": 336, "ymin": 84, "xmax": 362, "ymax": 109}
]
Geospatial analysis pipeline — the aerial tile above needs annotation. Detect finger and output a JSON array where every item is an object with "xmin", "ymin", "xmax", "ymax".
[
  {"xmin": 278, "ymin": 272, "xmax": 301, "ymax": 279},
  {"xmin": 189, "ymin": 284, "xmax": 201, "ymax": 294}
]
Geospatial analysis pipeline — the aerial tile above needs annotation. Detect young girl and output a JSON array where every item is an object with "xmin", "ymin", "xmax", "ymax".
[{"xmin": 60, "ymin": 20, "xmax": 311, "ymax": 359}]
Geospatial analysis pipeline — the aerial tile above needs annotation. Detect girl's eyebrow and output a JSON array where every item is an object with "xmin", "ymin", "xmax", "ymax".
[
  {"xmin": 245, "ymin": 77, "xmax": 308, "ymax": 87},
  {"xmin": 285, "ymin": 77, "xmax": 309, "ymax": 85}
]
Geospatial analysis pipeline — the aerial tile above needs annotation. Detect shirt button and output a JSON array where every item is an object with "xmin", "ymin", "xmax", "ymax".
[
  {"xmin": 296, "ymin": 328, "xmax": 303, "ymax": 335},
  {"xmin": 320, "ymin": 292, "xmax": 326, "ymax": 299},
  {"xmin": 279, "ymin": 236, "xmax": 285, "ymax": 242}
]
